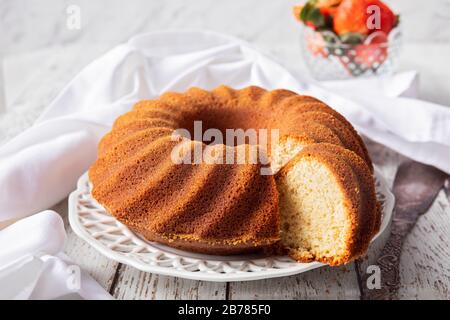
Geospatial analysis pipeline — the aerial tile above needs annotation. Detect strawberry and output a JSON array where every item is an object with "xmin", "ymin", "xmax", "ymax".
[
  {"xmin": 354, "ymin": 32, "xmax": 388, "ymax": 68},
  {"xmin": 367, "ymin": 0, "xmax": 397, "ymax": 34},
  {"xmin": 334, "ymin": 0, "xmax": 396, "ymax": 36},
  {"xmin": 298, "ymin": 1, "xmax": 333, "ymax": 30},
  {"xmin": 317, "ymin": 0, "xmax": 342, "ymax": 15},
  {"xmin": 333, "ymin": 31, "xmax": 388, "ymax": 76},
  {"xmin": 334, "ymin": 0, "xmax": 370, "ymax": 35},
  {"xmin": 319, "ymin": 6, "xmax": 337, "ymax": 17},
  {"xmin": 293, "ymin": 0, "xmax": 342, "ymax": 28},
  {"xmin": 317, "ymin": 0, "xmax": 342, "ymax": 6},
  {"xmin": 292, "ymin": 4, "xmax": 303, "ymax": 22}
]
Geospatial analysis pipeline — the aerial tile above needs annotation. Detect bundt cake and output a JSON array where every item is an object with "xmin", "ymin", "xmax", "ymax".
[{"xmin": 88, "ymin": 85, "xmax": 379, "ymax": 264}]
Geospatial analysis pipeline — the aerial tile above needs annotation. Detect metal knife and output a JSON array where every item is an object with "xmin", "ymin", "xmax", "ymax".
[{"xmin": 362, "ymin": 160, "xmax": 448, "ymax": 300}]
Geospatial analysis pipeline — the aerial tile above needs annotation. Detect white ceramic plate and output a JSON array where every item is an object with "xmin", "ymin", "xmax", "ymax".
[{"xmin": 68, "ymin": 167, "xmax": 394, "ymax": 282}]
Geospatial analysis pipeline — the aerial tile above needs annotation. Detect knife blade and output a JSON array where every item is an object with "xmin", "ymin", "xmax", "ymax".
[{"xmin": 362, "ymin": 160, "xmax": 448, "ymax": 300}]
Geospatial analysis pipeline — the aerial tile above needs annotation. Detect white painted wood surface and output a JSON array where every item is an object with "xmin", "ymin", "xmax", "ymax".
[
  {"xmin": 228, "ymin": 264, "xmax": 360, "ymax": 300},
  {"xmin": 48, "ymin": 132, "xmax": 450, "ymax": 300},
  {"xmin": 1, "ymin": 0, "xmax": 450, "ymax": 299},
  {"xmin": 398, "ymin": 190, "xmax": 450, "ymax": 299},
  {"xmin": 111, "ymin": 267, "xmax": 227, "ymax": 300}
]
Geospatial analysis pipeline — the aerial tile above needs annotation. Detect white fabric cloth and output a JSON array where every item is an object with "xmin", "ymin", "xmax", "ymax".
[
  {"xmin": 0, "ymin": 211, "xmax": 111, "ymax": 299},
  {"xmin": 0, "ymin": 30, "xmax": 449, "ymax": 299}
]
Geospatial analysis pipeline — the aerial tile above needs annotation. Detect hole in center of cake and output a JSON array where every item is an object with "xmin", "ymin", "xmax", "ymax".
[{"xmin": 175, "ymin": 106, "xmax": 278, "ymax": 147}]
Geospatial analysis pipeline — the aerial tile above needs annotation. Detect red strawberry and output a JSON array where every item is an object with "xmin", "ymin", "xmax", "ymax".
[
  {"xmin": 334, "ymin": 0, "xmax": 396, "ymax": 36},
  {"xmin": 367, "ymin": 0, "xmax": 397, "ymax": 34},
  {"xmin": 319, "ymin": 6, "xmax": 336, "ymax": 17},
  {"xmin": 317, "ymin": 0, "xmax": 342, "ymax": 15},
  {"xmin": 334, "ymin": 32, "xmax": 389, "ymax": 76},
  {"xmin": 317, "ymin": 0, "xmax": 342, "ymax": 6},
  {"xmin": 354, "ymin": 32, "xmax": 388, "ymax": 68}
]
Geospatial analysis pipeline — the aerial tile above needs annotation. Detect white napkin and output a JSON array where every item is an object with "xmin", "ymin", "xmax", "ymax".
[
  {"xmin": 320, "ymin": 71, "xmax": 420, "ymax": 99},
  {"xmin": 0, "ymin": 30, "xmax": 449, "ymax": 299},
  {"xmin": 0, "ymin": 210, "xmax": 111, "ymax": 299}
]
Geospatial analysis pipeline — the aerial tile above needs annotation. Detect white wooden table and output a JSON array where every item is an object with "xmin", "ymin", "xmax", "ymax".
[{"xmin": 1, "ymin": 0, "xmax": 450, "ymax": 299}]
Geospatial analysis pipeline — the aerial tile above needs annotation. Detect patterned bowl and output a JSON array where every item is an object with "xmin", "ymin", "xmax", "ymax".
[{"xmin": 301, "ymin": 26, "xmax": 402, "ymax": 80}]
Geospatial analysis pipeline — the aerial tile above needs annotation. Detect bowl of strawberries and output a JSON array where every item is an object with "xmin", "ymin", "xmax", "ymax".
[{"xmin": 294, "ymin": 0, "xmax": 401, "ymax": 80}]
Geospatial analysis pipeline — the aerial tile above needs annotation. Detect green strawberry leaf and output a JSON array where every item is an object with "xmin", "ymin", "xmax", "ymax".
[
  {"xmin": 300, "ymin": 0, "xmax": 333, "ymax": 30},
  {"xmin": 308, "ymin": 8, "xmax": 326, "ymax": 27},
  {"xmin": 300, "ymin": 2, "xmax": 314, "ymax": 23},
  {"xmin": 340, "ymin": 32, "xmax": 365, "ymax": 44}
]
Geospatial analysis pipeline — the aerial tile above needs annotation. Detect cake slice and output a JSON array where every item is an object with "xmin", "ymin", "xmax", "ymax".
[
  {"xmin": 301, "ymin": 143, "xmax": 381, "ymax": 255},
  {"xmin": 275, "ymin": 144, "xmax": 375, "ymax": 265}
]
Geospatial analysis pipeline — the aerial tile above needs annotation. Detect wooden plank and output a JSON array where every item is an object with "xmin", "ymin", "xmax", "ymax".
[
  {"xmin": 357, "ymin": 139, "xmax": 450, "ymax": 299},
  {"xmin": 110, "ymin": 266, "xmax": 226, "ymax": 300},
  {"xmin": 228, "ymin": 264, "xmax": 360, "ymax": 300},
  {"xmin": 397, "ymin": 191, "xmax": 450, "ymax": 299},
  {"xmin": 357, "ymin": 138, "xmax": 401, "ymax": 268},
  {"xmin": 356, "ymin": 139, "xmax": 402, "ymax": 298},
  {"xmin": 52, "ymin": 198, "xmax": 120, "ymax": 291}
]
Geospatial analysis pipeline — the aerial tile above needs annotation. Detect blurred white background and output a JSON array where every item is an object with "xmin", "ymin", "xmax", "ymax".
[{"xmin": 1, "ymin": 0, "xmax": 449, "ymax": 141}]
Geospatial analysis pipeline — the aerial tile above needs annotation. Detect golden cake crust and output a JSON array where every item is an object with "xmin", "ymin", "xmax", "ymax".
[
  {"xmin": 296, "ymin": 111, "xmax": 368, "ymax": 162},
  {"xmin": 274, "ymin": 96, "xmax": 373, "ymax": 171}
]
